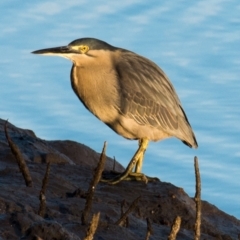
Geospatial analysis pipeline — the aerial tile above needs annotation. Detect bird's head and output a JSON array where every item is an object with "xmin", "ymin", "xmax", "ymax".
[{"xmin": 32, "ymin": 38, "xmax": 116, "ymax": 65}]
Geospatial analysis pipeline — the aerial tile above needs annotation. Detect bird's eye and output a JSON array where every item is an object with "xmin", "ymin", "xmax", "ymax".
[{"xmin": 80, "ymin": 45, "xmax": 89, "ymax": 53}]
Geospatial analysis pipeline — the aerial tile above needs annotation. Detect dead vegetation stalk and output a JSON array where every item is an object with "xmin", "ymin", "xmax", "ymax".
[
  {"xmin": 115, "ymin": 196, "xmax": 140, "ymax": 226},
  {"xmin": 4, "ymin": 120, "xmax": 32, "ymax": 187},
  {"xmin": 81, "ymin": 142, "xmax": 107, "ymax": 225},
  {"xmin": 38, "ymin": 162, "xmax": 51, "ymax": 217},
  {"xmin": 194, "ymin": 156, "xmax": 201, "ymax": 240},
  {"xmin": 113, "ymin": 156, "xmax": 116, "ymax": 171},
  {"xmin": 168, "ymin": 216, "xmax": 181, "ymax": 240},
  {"xmin": 144, "ymin": 217, "xmax": 153, "ymax": 240},
  {"xmin": 120, "ymin": 200, "xmax": 129, "ymax": 227},
  {"xmin": 83, "ymin": 212, "xmax": 100, "ymax": 240}
]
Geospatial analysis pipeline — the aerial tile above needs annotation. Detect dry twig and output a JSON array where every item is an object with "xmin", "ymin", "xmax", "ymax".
[
  {"xmin": 38, "ymin": 162, "xmax": 51, "ymax": 217},
  {"xmin": 144, "ymin": 217, "xmax": 153, "ymax": 240},
  {"xmin": 168, "ymin": 216, "xmax": 181, "ymax": 240},
  {"xmin": 4, "ymin": 120, "xmax": 32, "ymax": 187},
  {"xmin": 120, "ymin": 200, "xmax": 129, "ymax": 227},
  {"xmin": 115, "ymin": 196, "xmax": 140, "ymax": 226},
  {"xmin": 83, "ymin": 212, "xmax": 100, "ymax": 240},
  {"xmin": 81, "ymin": 142, "xmax": 107, "ymax": 225},
  {"xmin": 194, "ymin": 156, "xmax": 201, "ymax": 240},
  {"xmin": 113, "ymin": 156, "xmax": 116, "ymax": 171}
]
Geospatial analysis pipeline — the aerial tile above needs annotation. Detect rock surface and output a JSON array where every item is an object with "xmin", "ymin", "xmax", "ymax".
[{"xmin": 0, "ymin": 118, "xmax": 239, "ymax": 239}]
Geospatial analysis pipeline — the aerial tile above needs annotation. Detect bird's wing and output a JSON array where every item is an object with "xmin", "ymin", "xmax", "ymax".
[{"xmin": 114, "ymin": 50, "xmax": 197, "ymax": 146}]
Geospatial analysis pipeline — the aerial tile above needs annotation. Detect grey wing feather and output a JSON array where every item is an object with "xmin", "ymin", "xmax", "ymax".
[{"xmin": 115, "ymin": 50, "xmax": 198, "ymax": 148}]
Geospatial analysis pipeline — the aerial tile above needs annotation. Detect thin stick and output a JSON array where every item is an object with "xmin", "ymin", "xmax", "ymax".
[
  {"xmin": 113, "ymin": 156, "xmax": 116, "ymax": 171},
  {"xmin": 115, "ymin": 196, "xmax": 140, "ymax": 226},
  {"xmin": 120, "ymin": 200, "xmax": 125, "ymax": 226},
  {"xmin": 83, "ymin": 212, "xmax": 100, "ymax": 240},
  {"xmin": 168, "ymin": 216, "xmax": 181, "ymax": 240},
  {"xmin": 4, "ymin": 120, "xmax": 32, "ymax": 187},
  {"xmin": 81, "ymin": 142, "xmax": 107, "ymax": 225},
  {"xmin": 38, "ymin": 162, "xmax": 51, "ymax": 217},
  {"xmin": 194, "ymin": 156, "xmax": 201, "ymax": 240},
  {"xmin": 144, "ymin": 217, "xmax": 153, "ymax": 240},
  {"xmin": 120, "ymin": 200, "xmax": 129, "ymax": 227}
]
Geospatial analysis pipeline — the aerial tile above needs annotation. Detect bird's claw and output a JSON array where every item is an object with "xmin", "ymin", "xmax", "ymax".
[{"xmin": 101, "ymin": 171, "xmax": 159, "ymax": 185}]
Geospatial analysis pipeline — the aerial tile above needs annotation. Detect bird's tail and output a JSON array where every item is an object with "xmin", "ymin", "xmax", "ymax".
[
  {"xmin": 178, "ymin": 106, "xmax": 198, "ymax": 149},
  {"xmin": 181, "ymin": 131, "xmax": 198, "ymax": 148}
]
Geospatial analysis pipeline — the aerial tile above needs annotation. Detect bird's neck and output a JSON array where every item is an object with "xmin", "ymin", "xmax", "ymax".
[{"xmin": 70, "ymin": 65, "xmax": 120, "ymax": 124}]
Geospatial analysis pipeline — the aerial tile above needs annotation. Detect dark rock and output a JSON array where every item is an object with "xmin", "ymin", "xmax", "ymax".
[{"xmin": 0, "ymin": 118, "xmax": 240, "ymax": 239}]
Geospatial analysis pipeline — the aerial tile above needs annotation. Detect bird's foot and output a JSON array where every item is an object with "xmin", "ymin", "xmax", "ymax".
[
  {"xmin": 122, "ymin": 172, "xmax": 159, "ymax": 183},
  {"xmin": 101, "ymin": 171, "xmax": 159, "ymax": 185}
]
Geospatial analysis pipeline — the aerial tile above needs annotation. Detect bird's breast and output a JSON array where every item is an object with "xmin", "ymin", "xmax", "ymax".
[{"xmin": 71, "ymin": 65, "xmax": 120, "ymax": 124}]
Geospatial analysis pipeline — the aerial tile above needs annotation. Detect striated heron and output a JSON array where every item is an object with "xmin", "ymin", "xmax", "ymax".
[{"xmin": 32, "ymin": 38, "xmax": 198, "ymax": 184}]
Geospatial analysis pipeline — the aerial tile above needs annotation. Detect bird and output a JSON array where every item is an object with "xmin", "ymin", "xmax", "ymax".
[{"xmin": 32, "ymin": 37, "xmax": 198, "ymax": 184}]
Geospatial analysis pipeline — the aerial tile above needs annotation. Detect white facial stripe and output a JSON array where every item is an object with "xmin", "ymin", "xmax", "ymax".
[{"xmin": 39, "ymin": 53, "xmax": 80, "ymax": 62}]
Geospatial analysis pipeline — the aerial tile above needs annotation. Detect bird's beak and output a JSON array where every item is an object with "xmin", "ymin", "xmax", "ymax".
[{"xmin": 32, "ymin": 46, "xmax": 78, "ymax": 56}]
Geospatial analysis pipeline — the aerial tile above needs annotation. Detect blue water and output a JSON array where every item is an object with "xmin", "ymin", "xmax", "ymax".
[{"xmin": 0, "ymin": 1, "xmax": 239, "ymax": 219}]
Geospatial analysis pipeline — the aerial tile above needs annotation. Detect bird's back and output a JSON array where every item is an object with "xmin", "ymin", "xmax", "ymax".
[{"xmin": 113, "ymin": 49, "xmax": 198, "ymax": 148}]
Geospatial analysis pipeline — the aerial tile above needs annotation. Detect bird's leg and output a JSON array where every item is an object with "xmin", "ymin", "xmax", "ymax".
[
  {"xmin": 101, "ymin": 138, "xmax": 147, "ymax": 184},
  {"xmin": 101, "ymin": 138, "xmax": 158, "ymax": 184},
  {"xmin": 126, "ymin": 138, "xmax": 157, "ymax": 181},
  {"xmin": 134, "ymin": 139, "xmax": 147, "ymax": 173},
  {"xmin": 103, "ymin": 138, "xmax": 153, "ymax": 184},
  {"xmin": 107, "ymin": 138, "xmax": 148, "ymax": 184}
]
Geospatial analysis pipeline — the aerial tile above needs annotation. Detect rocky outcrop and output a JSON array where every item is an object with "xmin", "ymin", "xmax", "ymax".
[{"xmin": 0, "ymin": 118, "xmax": 239, "ymax": 239}]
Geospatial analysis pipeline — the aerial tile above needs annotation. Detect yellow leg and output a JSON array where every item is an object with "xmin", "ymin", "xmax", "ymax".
[
  {"xmin": 103, "ymin": 138, "xmax": 149, "ymax": 184},
  {"xmin": 134, "ymin": 139, "xmax": 148, "ymax": 173}
]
